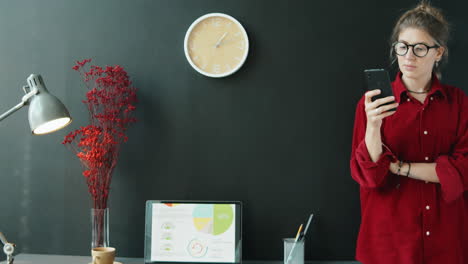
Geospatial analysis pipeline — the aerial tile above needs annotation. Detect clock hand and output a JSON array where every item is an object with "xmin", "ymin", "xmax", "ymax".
[{"xmin": 214, "ymin": 32, "xmax": 228, "ymax": 48}]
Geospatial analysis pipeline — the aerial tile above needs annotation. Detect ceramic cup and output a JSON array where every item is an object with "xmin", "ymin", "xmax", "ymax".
[{"xmin": 91, "ymin": 247, "xmax": 115, "ymax": 264}]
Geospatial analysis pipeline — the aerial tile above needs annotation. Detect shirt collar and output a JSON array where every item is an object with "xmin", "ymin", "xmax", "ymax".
[{"xmin": 393, "ymin": 71, "xmax": 446, "ymax": 103}]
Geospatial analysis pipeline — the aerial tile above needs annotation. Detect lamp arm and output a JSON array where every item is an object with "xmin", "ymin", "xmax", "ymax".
[
  {"xmin": 0, "ymin": 101, "xmax": 26, "ymax": 122},
  {"xmin": 0, "ymin": 232, "xmax": 7, "ymax": 245},
  {"xmin": 0, "ymin": 86, "xmax": 38, "ymax": 122}
]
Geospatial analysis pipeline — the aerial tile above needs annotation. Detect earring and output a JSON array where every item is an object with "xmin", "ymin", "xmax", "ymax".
[{"xmin": 435, "ymin": 60, "xmax": 440, "ymax": 68}]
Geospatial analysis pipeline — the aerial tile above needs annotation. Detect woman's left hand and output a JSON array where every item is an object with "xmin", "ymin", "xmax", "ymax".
[{"xmin": 389, "ymin": 161, "xmax": 400, "ymax": 174}]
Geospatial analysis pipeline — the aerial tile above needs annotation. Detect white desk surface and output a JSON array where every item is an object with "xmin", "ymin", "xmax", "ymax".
[{"xmin": 2, "ymin": 254, "xmax": 361, "ymax": 264}]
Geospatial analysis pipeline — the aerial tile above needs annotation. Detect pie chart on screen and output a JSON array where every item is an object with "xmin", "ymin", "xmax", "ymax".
[{"xmin": 192, "ymin": 204, "xmax": 233, "ymax": 235}]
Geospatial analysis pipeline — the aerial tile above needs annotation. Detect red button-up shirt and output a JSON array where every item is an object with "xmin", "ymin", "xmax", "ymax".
[{"xmin": 350, "ymin": 72, "xmax": 468, "ymax": 264}]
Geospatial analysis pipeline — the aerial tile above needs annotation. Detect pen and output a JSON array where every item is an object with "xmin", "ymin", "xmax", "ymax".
[
  {"xmin": 286, "ymin": 224, "xmax": 303, "ymax": 264},
  {"xmin": 298, "ymin": 214, "xmax": 314, "ymax": 241}
]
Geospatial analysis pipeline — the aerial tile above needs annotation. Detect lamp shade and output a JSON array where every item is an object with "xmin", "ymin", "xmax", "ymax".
[{"xmin": 27, "ymin": 74, "xmax": 72, "ymax": 135}]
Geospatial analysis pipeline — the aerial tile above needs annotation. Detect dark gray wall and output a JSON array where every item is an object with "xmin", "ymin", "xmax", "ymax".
[{"xmin": 0, "ymin": 0, "xmax": 466, "ymax": 261}]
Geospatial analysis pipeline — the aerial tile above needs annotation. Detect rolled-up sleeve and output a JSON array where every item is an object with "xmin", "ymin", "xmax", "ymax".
[
  {"xmin": 435, "ymin": 91, "xmax": 468, "ymax": 203},
  {"xmin": 350, "ymin": 97, "xmax": 396, "ymax": 188}
]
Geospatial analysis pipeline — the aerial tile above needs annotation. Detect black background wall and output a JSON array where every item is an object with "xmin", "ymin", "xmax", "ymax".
[{"xmin": 0, "ymin": 0, "xmax": 466, "ymax": 261}]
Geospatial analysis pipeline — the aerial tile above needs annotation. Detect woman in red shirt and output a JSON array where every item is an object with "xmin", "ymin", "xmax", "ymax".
[{"xmin": 350, "ymin": 2, "xmax": 467, "ymax": 264}]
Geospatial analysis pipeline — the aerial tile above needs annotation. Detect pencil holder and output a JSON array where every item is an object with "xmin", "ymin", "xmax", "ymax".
[{"xmin": 283, "ymin": 238, "xmax": 304, "ymax": 264}]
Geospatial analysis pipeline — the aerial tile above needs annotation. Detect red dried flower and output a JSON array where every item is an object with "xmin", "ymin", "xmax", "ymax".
[{"xmin": 63, "ymin": 58, "xmax": 137, "ymax": 209}]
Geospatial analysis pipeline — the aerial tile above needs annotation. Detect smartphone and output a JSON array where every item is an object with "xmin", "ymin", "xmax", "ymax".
[{"xmin": 364, "ymin": 69, "xmax": 396, "ymax": 111}]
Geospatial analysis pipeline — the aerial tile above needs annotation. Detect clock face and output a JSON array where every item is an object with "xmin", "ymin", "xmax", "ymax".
[{"xmin": 184, "ymin": 13, "xmax": 249, "ymax": 78}]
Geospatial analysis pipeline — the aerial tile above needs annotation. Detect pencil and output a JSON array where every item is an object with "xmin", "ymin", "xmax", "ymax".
[
  {"xmin": 286, "ymin": 224, "xmax": 303, "ymax": 264},
  {"xmin": 294, "ymin": 224, "xmax": 303, "ymax": 241}
]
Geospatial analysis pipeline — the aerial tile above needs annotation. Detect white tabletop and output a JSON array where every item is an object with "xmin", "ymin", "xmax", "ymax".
[{"xmin": 2, "ymin": 254, "xmax": 361, "ymax": 264}]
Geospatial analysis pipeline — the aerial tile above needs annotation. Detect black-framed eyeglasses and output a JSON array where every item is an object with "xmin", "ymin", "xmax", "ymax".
[{"xmin": 393, "ymin": 42, "xmax": 440, "ymax": 58}]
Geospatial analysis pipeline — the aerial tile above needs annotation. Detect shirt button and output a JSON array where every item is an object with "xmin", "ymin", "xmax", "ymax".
[
  {"xmin": 426, "ymin": 231, "xmax": 430, "ymax": 236},
  {"xmin": 425, "ymin": 157, "xmax": 429, "ymax": 161},
  {"xmin": 425, "ymin": 181, "xmax": 429, "ymax": 184},
  {"xmin": 424, "ymin": 131, "xmax": 428, "ymax": 135},
  {"xmin": 407, "ymin": 98, "xmax": 411, "ymax": 102},
  {"xmin": 426, "ymin": 205, "xmax": 430, "ymax": 210}
]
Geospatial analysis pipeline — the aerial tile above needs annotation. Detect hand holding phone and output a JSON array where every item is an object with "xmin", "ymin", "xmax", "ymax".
[
  {"xmin": 364, "ymin": 69, "xmax": 397, "ymax": 112},
  {"xmin": 363, "ymin": 69, "xmax": 399, "ymax": 129}
]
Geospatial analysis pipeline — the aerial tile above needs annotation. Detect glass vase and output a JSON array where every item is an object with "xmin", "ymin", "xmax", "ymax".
[{"xmin": 91, "ymin": 208, "xmax": 109, "ymax": 248}]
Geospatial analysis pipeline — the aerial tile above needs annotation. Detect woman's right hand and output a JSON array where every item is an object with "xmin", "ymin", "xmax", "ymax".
[{"xmin": 364, "ymin": 89, "xmax": 399, "ymax": 129}]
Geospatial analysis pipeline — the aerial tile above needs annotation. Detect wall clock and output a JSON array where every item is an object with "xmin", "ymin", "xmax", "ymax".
[{"xmin": 184, "ymin": 13, "xmax": 249, "ymax": 78}]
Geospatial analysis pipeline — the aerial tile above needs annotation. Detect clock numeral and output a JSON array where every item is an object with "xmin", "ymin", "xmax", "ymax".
[
  {"xmin": 234, "ymin": 31, "xmax": 242, "ymax": 37},
  {"xmin": 226, "ymin": 22, "xmax": 233, "ymax": 28},
  {"xmin": 201, "ymin": 58, "xmax": 208, "ymax": 70},
  {"xmin": 189, "ymin": 43, "xmax": 197, "ymax": 51},
  {"xmin": 234, "ymin": 57, "xmax": 242, "ymax": 62},
  {"xmin": 213, "ymin": 64, "xmax": 221, "ymax": 74},
  {"xmin": 193, "ymin": 55, "xmax": 199, "ymax": 62},
  {"xmin": 225, "ymin": 64, "xmax": 232, "ymax": 71},
  {"xmin": 237, "ymin": 42, "xmax": 245, "ymax": 50},
  {"xmin": 212, "ymin": 17, "xmax": 222, "ymax": 27}
]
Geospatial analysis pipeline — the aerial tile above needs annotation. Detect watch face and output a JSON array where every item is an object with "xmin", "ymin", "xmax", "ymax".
[{"xmin": 184, "ymin": 13, "xmax": 249, "ymax": 78}]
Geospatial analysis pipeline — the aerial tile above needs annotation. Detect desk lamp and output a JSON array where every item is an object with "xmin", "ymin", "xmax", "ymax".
[
  {"xmin": 0, "ymin": 74, "xmax": 72, "ymax": 134},
  {"xmin": 0, "ymin": 74, "xmax": 72, "ymax": 264}
]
